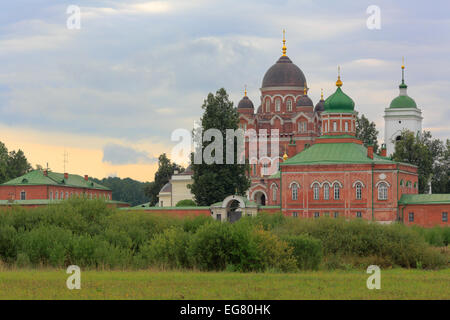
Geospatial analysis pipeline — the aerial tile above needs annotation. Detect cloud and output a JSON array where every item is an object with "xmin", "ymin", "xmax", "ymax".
[{"xmin": 102, "ymin": 143, "xmax": 157, "ymax": 165}]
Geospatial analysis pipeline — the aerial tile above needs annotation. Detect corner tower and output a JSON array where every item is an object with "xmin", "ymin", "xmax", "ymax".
[{"xmin": 384, "ymin": 60, "xmax": 423, "ymax": 156}]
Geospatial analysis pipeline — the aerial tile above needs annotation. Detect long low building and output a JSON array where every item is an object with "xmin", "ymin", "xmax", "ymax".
[{"xmin": 0, "ymin": 170, "xmax": 129, "ymax": 207}]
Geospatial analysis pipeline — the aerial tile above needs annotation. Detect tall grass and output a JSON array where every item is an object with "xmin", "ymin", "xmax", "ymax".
[{"xmin": 0, "ymin": 200, "xmax": 447, "ymax": 271}]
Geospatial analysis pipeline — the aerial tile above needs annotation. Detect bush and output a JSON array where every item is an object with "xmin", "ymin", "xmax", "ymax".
[
  {"xmin": 176, "ymin": 199, "xmax": 197, "ymax": 207},
  {"xmin": 282, "ymin": 235, "xmax": 322, "ymax": 270},
  {"xmin": 139, "ymin": 227, "xmax": 191, "ymax": 269}
]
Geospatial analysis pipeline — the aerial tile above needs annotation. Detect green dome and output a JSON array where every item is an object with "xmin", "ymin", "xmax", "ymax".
[
  {"xmin": 389, "ymin": 95, "xmax": 417, "ymax": 109},
  {"xmin": 324, "ymin": 87, "xmax": 355, "ymax": 113}
]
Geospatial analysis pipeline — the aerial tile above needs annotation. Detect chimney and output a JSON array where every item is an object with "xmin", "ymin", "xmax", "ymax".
[
  {"xmin": 84, "ymin": 175, "xmax": 88, "ymax": 181},
  {"xmin": 380, "ymin": 143, "xmax": 387, "ymax": 157},
  {"xmin": 367, "ymin": 145, "xmax": 374, "ymax": 159},
  {"xmin": 43, "ymin": 170, "xmax": 48, "ymax": 176},
  {"xmin": 64, "ymin": 173, "xmax": 69, "ymax": 179}
]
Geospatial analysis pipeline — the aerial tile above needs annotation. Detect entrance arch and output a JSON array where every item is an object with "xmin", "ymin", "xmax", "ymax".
[{"xmin": 252, "ymin": 191, "xmax": 267, "ymax": 206}]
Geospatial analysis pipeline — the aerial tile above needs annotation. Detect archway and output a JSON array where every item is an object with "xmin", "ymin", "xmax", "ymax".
[
  {"xmin": 226, "ymin": 199, "xmax": 242, "ymax": 223},
  {"xmin": 253, "ymin": 191, "xmax": 266, "ymax": 206}
]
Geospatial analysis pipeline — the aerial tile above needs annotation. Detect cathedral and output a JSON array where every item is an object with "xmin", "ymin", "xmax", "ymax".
[{"xmin": 153, "ymin": 33, "xmax": 448, "ymax": 227}]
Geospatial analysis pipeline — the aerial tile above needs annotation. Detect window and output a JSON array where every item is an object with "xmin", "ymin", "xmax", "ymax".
[
  {"xmin": 272, "ymin": 187, "xmax": 277, "ymax": 202},
  {"xmin": 292, "ymin": 212, "xmax": 298, "ymax": 218},
  {"xmin": 408, "ymin": 212, "xmax": 414, "ymax": 222},
  {"xmin": 287, "ymin": 100, "xmax": 292, "ymax": 112},
  {"xmin": 378, "ymin": 182, "xmax": 388, "ymax": 200},
  {"xmin": 216, "ymin": 214, "xmax": 222, "ymax": 221},
  {"xmin": 160, "ymin": 201, "xmax": 163, "ymax": 207},
  {"xmin": 355, "ymin": 183, "xmax": 362, "ymax": 200},
  {"xmin": 49, "ymin": 191, "xmax": 53, "ymax": 200},
  {"xmin": 20, "ymin": 191, "xmax": 26, "ymax": 200},
  {"xmin": 275, "ymin": 99, "xmax": 280, "ymax": 112},
  {"xmin": 55, "ymin": 191, "xmax": 58, "ymax": 200},
  {"xmin": 333, "ymin": 122, "xmax": 337, "ymax": 132},
  {"xmin": 314, "ymin": 212, "xmax": 320, "ymax": 218},
  {"xmin": 324, "ymin": 122, "xmax": 328, "ymax": 132},
  {"xmin": 313, "ymin": 184, "xmax": 319, "ymax": 200},
  {"xmin": 303, "ymin": 122, "xmax": 307, "ymax": 133},
  {"xmin": 292, "ymin": 184, "xmax": 298, "ymax": 200},
  {"xmin": 324, "ymin": 184, "xmax": 330, "ymax": 200},
  {"xmin": 252, "ymin": 164, "xmax": 256, "ymax": 176},
  {"xmin": 334, "ymin": 212, "xmax": 339, "ymax": 218},
  {"xmin": 443, "ymin": 212, "xmax": 448, "ymax": 222},
  {"xmin": 66, "ymin": 192, "xmax": 69, "ymax": 199},
  {"xmin": 334, "ymin": 184, "xmax": 340, "ymax": 200},
  {"xmin": 356, "ymin": 211, "xmax": 362, "ymax": 218},
  {"xmin": 344, "ymin": 122, "xmax": 348, "ymax": 131},
  {"xmin": 266, "ymin": 100, "xmax": 270, "ymax": 112}
]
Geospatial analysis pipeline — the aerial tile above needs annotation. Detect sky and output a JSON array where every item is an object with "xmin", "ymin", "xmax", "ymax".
[{"xmin": 0, "ymin": 0, "xmax": 449, "ymax": 182}]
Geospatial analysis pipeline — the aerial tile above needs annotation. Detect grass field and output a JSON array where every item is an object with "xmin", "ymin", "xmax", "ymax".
[{"xmin": 0, "ymin": 268, "xmax": 449, "ymax": 300}]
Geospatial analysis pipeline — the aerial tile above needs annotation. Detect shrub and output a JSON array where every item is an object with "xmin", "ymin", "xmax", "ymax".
[
  {"xmin": 282, "ymin": 235, "xmax": 322, "ymax": 270},
  {"xmin": 139, "ymin": 227, "xmax": 191, "ymax": 269},
  {"xmin": 176, "ymin": 199, "xmax": 197, "ymax": 207}
]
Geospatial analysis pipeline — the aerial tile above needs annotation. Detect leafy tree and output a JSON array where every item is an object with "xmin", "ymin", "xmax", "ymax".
[
  {"xmin": 144, "ymin": 154, "xmax": 184, "ymax": 206},
  {"xmin": 92, "ymin": 176, "xmax": 151, "ymax": 207},
  {"xmin": 421, "ymin": 132, "xmax": 450, "ymax": 193},
  {"xmin": 0, "ymin": 141, "xmax": 32, "ymax": 184},
  {"xmin": 189, "ymin": 88, "xmax": 250, "ymax": 206},
  {"xmin": 356, "ymin": 114, "xmax": 379, "ymax": 152},
  {"xmin": 392, "ymin": 130, "xmax": 433, "ymax": 193}
]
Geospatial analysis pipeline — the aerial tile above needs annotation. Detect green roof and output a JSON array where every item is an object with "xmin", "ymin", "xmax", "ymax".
[
  {"xmin": 390, "ymin": 95, "xmax": 417, "ymax": 109},
  {"xmin": 281, "ymin": 141, "xmax": 396, "ymax": 166},
  {"xmin": 2, "ymin": 170, "xmax": 110, "ymax": 191},
  {"xmin": 324, "ymin": 87, "xmax": 355, "ymax": 113},
  {"xmin": 268, "ymin": 171, "xmax": 280, "ymax": 179},
  {"xmin": 399, "ymin": 194, "xmax": 450, "ymax": 205}
]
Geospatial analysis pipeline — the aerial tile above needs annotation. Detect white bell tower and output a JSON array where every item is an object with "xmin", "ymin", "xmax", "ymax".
[{"xmin": 384, "ymin": 61, "xmax": 423, "ymax": 156}]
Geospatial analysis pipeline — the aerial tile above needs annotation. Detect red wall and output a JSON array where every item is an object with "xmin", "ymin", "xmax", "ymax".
[
  {"xmin": 401, "ymin": 204, "xmax": 449, "ymax": 228},
  {"xmin": 0, "ymin": 185, "xmax": 112, "ymax": 201}
]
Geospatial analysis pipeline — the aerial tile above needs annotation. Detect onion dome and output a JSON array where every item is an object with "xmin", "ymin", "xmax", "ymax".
[
  {"xmin": 296, "ymin": 87, "xmax": 313, "ymax": 107},
  {"xmin": 261, "ymin": 30, "xmax": 307, "ymax": 88},
  {"xmin": 324, "ymin": 68, "xmax": 355, "ymax": 113},
  {"xmin": 314, "ymin": 89, "xmax": 325, "ymax": 113},
  {"xmin": 237, "ymin": 87, "xmax": 254, "ymax": 109},
  {"xmin": 389, "ymin": 61, "xmax": 417, "ymax": 109}
]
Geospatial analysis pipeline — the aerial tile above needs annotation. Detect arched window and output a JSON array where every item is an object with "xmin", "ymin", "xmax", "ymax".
[
  {"xmin": 324, "ymin": 184, "xmax": 330, "ymax": 200},
  {"xmin": 345, "ymin": 122, "xmax": 348, "ymax": 132},
  {"xmin": 272, "ymin": 187, "xmax": 277, "ymax": 202},
  {"xmin": 303, "ymin": 122, "xmax": 307, "ymax": 133},
  {"xmin": 287, "ymin": 100, "xmax": 292, "ymax": 112},
  {"xmin": 292, "ymin": 184, "xmax": 298, "ymax": 200},
  {"xmin": 313, "ymin": 184, "xmax": 319, "ymax": 200},
  {"xmin": 334, "ymin": 184, "xmax": 340, "ymax": 200},
  {"xmin": 355, "ymin": 183, "xmax": 362, "ymax": 200},
  {"xmin": 266, "ymin": 99, "xmax": 270, "ymax": 112},
  {"xmin": 378, "ymin": 182, "xmax": 388, "ymax": 200},
  {"xmin": 275, "ymin": 99, "xmax": 281, "ymax": 112},
  {"xmin": 55, "ymin": 191, "xmax": 58, "ymax": 200},
  {"xmin": 333, "ymin": 122, "xmax": 337, "ymax": 132}
]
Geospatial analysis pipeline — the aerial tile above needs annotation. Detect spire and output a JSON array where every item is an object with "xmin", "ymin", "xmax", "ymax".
[
  {"xmin": 400, "ymin": 57, "xmax": 407, "ymax": 89},
  {"xmin": 282, "ymin": 29, "xmax": 287, "ymax": 56},
  {"xmin": 244, "ymin": 84, "xmax": 247, "ymax": 97},
  {"xmin": 336, "ymin": 66, "xmax": 343, "ymax": 87},
  {"xmin": 321, "ymin": 88, "xmax": 324, "ymax": 100},
  {"xmin": 303, "ymin": 86, "xmax": 307, "ymax": 95},
  {"xmin": 283, "ymin": 144, "xmax": 288, "ymax": 161}
]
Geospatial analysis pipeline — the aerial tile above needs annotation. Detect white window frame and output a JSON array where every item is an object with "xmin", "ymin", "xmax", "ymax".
[
  {"xmin": 324, "ymin": 184, "xmax": 330, "ymax": 200},
  {"xmin": 378, "ymin": 183, "xmax": 388, "ymax": 200},
  {"xmin": 355, "ymin": 183, "xmax": 362, "ymax": 200},
  {"xmin": 287, "ymin": 100, "xmax": 292, "ymax": 112},
  {"xmin": 334, "ymin": 184, "xmax": 340, "ymax": 200},
  {"xmin": 266, "ymin": 100, "xmax": 270, "ymax": 112},
  {"xmin": 275, "ymin": 99, "xmax": 281, "ymax": 112},
  {"xmin": 292, "ymin": 184, "xmax": 298, "ymax": 200},
  {"xmin": 313, "ymin": 184, "xmax": 319, "ymax": 200}
]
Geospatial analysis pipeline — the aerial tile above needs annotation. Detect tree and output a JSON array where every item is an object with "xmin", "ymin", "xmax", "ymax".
[
  {"xmin": 176, "ymin": 199, "xmax": 196, "ymax": 207},
  {"xmin": 189, "ymin": 88, "xmax": 250, "ymax": 206},
  {"xmin": 0, "ymin": 142, "xmax": 32, "ymax": 184},
  {"xmin": 92, "ymin": 176, "xmax": 151, "ymax": 207},
  {"xmin": 421, "ymin": 132, "xmax": 450, "ymax": 194},
  {"xmin": 392, "ymin": 130, "xmax": 433, "ymax": 193},
  {"xmin": 356, "ymin": 114, "xmax": 379, "ymax": 153},
  {"xmin": 144, "ymin": 153, "xmax": 184, "ymax": 206}
]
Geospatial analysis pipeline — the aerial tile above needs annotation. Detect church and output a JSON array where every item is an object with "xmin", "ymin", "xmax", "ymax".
[{"xmin": 153, "ymin": 33, "xmax": 449, "ymax": 227}]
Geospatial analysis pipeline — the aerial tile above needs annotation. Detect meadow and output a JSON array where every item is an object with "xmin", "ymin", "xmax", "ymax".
[{"xmin": 0, "ymin": 268, "xmax": 448, "ymax": 300}]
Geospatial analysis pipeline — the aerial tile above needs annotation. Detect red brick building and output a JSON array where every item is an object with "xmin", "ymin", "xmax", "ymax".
[
  {"xmin": 0, "ymin": 170, "xmax": 129, "ymax": 207},
  {"xmin": 236, "ymin": 38, "xmax": 450, "ymax": 227}
]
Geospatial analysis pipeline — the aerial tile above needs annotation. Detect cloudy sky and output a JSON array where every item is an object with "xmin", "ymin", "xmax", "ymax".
[{"xmin": 0, "ymin": 0, "xmax": 449, "ymax": 182}]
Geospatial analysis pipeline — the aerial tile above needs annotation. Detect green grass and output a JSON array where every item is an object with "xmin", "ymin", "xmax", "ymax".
[{"xmin": 0, "ymin": 269, "xmax": 449, "ymax": 300}]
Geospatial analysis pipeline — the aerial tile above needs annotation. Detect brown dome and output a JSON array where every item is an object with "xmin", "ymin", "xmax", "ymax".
[{"xmin": 262, "ymin": 55, "xmax": 306, "ymax": 88}]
